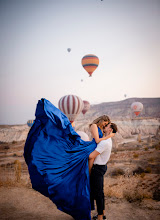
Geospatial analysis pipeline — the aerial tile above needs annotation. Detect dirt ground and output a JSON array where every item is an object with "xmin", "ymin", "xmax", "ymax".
[
  {"xmin": 0, "ymin": 138, "xmax": 160, "ymax": 220},
  {"xmin": 0, "ymin": 186, "xmax": 160, "ymax": 220}
]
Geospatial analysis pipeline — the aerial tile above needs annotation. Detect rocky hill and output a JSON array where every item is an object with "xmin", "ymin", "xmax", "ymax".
[
  {"xmin": 75, "ymin": 98, "xmax": 160, "ymax": 147},
  {"xmin": 76, "ymin": 97, "xmax": 160, "ymax": 122},
  {"xmin": 0, "ymin": 98, "xmax": 160, "ymax": 145}
]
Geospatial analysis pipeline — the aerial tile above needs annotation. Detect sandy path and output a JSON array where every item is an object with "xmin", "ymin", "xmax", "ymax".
[
  {"xmin": 0, "ymin": 187, "xmax": 72, "ymax": 220},
  {"xmin": 0, "ymin": 187, "xmax": 160, "ymax": 220}
]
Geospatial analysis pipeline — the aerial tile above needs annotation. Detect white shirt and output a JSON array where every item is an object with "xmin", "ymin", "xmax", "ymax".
[{"xmin": 94, "ymin": 138, "xmax": 112, "ymax": 165}]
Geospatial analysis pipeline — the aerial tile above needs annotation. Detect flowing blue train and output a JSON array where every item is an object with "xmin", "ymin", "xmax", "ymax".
[{"xmin": 24, "ymin": 98, "xmax": 103, "ymax": 220}]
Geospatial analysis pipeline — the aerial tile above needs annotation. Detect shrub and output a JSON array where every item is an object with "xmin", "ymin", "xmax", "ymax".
[
  {"xmin": 140, "ymin": 173, "xmax": 145, "ymax": 178},
  {"xmin": 123, "ymin": 189, "xmax": 144, "ymax": 203},
  {"xmin": 104, "ymin": 175, "xmax": 140, "ymax": 199},
  {"xmin": 153, "ymin": 188, "xmax": 160, "ymax": 201},
  {"xmin": 6, "ymin": 163, "xmax": 12, "ymax": 167},
  {"xmin": 12, "ymin": 141, "xmax": 17, "ymax": 144},
  {"xmin": 4, "ymin": 146, "xmax": 10, "ymax": 150},
  {"xmin": 145, "ymin": 167, "xmax": 152, "ymax": 173},
  {"xmin": 133, "ymin": 153, "xmax": 139, "ymax": 158},
  {"xmin": 145, "ymin": 147, "xmax": 148, "ymax": 151},
  {"xmin": 155, "ymin": 145, "xmax": 160, "ymax": 150},
  {"xmin": 148, "ymin": 158, "xmax": 155, "ymax": 163},
  {"xmin": 133, "ymin": 167, "xmax": 145, "ymax": 175},
  {"xmin": 14, "ymin": 160, "xmax": 21, "ymax": 182},
  {"xmin": 111, "ymin": 168, "xmax": 125, "ymax": 177}
]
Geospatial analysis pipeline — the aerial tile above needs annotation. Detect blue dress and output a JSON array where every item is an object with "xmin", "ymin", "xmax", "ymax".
[{"xmin": 24, "ymin": 98, "xmax": 103, "ymax": 220}]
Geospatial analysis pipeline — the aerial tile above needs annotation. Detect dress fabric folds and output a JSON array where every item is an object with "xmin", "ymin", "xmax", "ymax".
[{"xmin": 24, "ymin": 98, "xmax": 103, "ymax": 220}]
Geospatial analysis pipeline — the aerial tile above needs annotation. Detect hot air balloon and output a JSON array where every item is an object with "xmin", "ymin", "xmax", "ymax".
[
  {"xmin": 76, "ymin": 131, "xmax": 89, "ymax": 141},
  {"xmin": 27, "ymin": 120, "xmax": 34, "ymax": 127},
  {"xmin": 71, "ymin": 122, "xmax": 75, "ymax": 127},
  {"xmin": 81, "ymin": 54, "xmax": 99, "ymax": 77},
  {"xmin": 67, "ymin": 48, "xmax": 71, "ymax": 52},
  {"xmin": 124, "ymin": 94, "xmax": 127, "ymax": 98},
  {"xmin": 82, "ymin": 100, "xmax": 90, "ymax": 115},
  {"xmin": 58, "ymin": 95, "xmax": 84, "ymax": 123},
  {"xmin": 131, "ymin": 102, "xmax": 143, "ymax": 116}
]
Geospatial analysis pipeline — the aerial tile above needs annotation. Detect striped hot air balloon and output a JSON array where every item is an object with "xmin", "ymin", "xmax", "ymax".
[
  {"xmin": 82, "ymin": 100, "xmax": 90, "ymax": 115},
  {"xmin": 27, "ymin": 120, "xmax": 34, "ymax": 127},
  {"xmin": 131, "ymin": 102, "xmax": 143, "ymax": 116},
  {"xmin": 58, "ymin": 95, "xmax": 84, "ymax": 123},
  {"xmin": 81, "ymin": 54, "xmax": 99, "ymax": 77}
]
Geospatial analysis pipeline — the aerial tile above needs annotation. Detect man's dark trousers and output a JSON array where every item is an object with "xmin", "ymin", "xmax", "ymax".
[{"xmin": 90, "ymin": 164, "xmax": 107, "ymax": 215}]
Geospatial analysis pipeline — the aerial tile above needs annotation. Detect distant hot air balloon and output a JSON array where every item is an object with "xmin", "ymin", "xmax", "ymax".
[
  {"xmin": 124, "ymin": 94, "xmax": 127, "ymax": 98},
  {"xmin": 27, "ymin": 120, "xmax": 34, "ymax": 127},
  {"xmin": 71, "ymin": 122, "xmax": 75, "ymax": 127},
  {"xmin": 58, "ymin": 95, "xmax": 84, "ymax": 123},
  {"xmin": 82, "ymin": 100, "xmax": 90, "ymax": 115},
  {"xmin": 81, "ymin": 54, "xmax": 99, "ymax": 77},
  {"xmin": 131, "ymin": 102, "xmax": 143, "ymax": 116},
  {"xmin": 67, "ymin": 48, "xmax": 71, "ymax": 52}
]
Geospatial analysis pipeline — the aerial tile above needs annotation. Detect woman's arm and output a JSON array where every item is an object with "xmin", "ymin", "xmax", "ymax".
[{"xmin": 90, "ymin": 124, "xmax": 114, "ymax": 144}]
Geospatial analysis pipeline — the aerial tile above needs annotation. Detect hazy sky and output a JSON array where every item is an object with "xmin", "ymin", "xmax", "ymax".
[{"xmin": 0, "ymin": 0, "xmax": 160, "ymax": 124}]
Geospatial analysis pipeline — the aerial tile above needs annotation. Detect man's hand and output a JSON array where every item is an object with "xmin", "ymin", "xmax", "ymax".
[
  {"xmin": 110, "ymin": 133, "xmax": 115, "ymax": 138},
  {"xmin": 109, "ymin": 130, "xmax": 115, "ymax": 138}
]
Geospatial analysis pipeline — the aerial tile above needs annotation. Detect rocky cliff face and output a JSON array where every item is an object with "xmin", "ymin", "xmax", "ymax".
[
  {"xmin": 0, "ymin": 125, "xmax": 29, "ymax": 143},
  {"xmin": 74, "ymin": 98, "xmax": 160, "ymax": 147},
  {"xmin": 0, "ymin": 119, "xmax": 160, "ymax": 146},
  {"xmin": 0, "ymin": 98, "xmax": 159, "ymax": 145},
  {"xmin": 74, "ymin": 118, "xmax": 160, "ymax": 146}
]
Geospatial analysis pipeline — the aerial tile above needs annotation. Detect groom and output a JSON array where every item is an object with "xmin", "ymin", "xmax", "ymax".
[{"xmin": 89, "ymin": 123, "xmax": 118, "ymax": 220}]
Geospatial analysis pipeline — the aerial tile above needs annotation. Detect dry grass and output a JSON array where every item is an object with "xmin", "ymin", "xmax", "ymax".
[
  {"xmin": 0, "ymin": 178, "xmax": 31, "ymax": 188},
  {"xmin": 123, "ymin": 189, "xmax": 153, "ymax": 202},
  {"xmin": 140, "ymin": 173, "xmax": 146, "ymax": 178},
  {"xmin": 148, "ymin": 158, "xmax": 155, "ymax": 163},
  {"xmin": 133, "ymin": 153, "xmax": 139, "ymax": 158},
  {"xmin": 14, "ymin": 160, "xmax": 21, "ymax": 182},
  {"xmin": 155, "ymin": 145, "xmax": 160, "ymax": 150},
  {"xmin": 0, "ymin": 160, "xmax": 31, "ymax": 188},
  {"xmin": 110, "ymin": 168, "xmax": 125, "ymax": 177},
  {"xmin": 104, "ymin": 175, "xmax": 139, "ymax": 199},
  {"xmin": 145, "ymin": 167, "xmax": 152, "ymax": 173},
  {"xmin": 104, "ymin": 175, "xmax": 153, "ymax": 202}
]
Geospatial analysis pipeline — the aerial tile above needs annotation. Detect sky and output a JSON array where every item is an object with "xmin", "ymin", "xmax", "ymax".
[{"xmin": 0, "ymin": 0, "xmax": 160, "ymax": 124}]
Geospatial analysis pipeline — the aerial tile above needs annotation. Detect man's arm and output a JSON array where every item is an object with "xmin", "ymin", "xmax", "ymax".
[
  {"xmin": 88, "ymin": 150, "xmax": 100, "ymax": 174},
  {"xmin": 89, "ymin": 139, "xmax": 111, "ymax": 174},
  {"xmin": 90, "ymin": 124, "xmax": 114, "ymax": 144}
]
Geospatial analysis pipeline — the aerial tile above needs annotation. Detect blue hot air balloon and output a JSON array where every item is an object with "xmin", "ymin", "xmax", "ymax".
[{"xmin": 27, "ymin": 120, "xmax": 34, "ymax": 127}]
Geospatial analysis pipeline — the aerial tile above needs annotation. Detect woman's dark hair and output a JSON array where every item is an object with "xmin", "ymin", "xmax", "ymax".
[{"xmin": 110, "ymin": 123, "xmax": 118, "ymax": 133}]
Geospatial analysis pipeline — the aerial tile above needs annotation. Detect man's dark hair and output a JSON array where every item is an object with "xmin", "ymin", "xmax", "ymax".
[{"xmin": 110, "ymin": 123, "xmax": 118, "ymax": 133}]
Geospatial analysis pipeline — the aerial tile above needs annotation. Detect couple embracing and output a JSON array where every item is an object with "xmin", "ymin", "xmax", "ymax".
[
  {"xmin": 24, "ymin": 99, "xmax": 117, "ymax": 220},
  {"xmin": 88, "ymin": 115, "xmax": 117, "ymax": 220}
]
